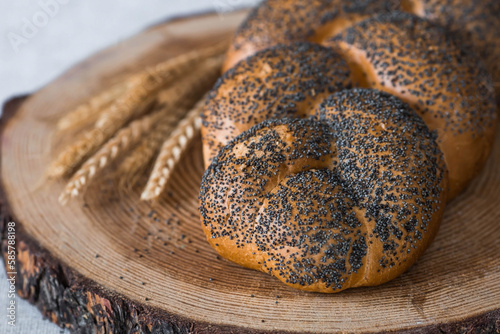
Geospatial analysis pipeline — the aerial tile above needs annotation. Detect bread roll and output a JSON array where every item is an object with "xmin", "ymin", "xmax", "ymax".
[
  {"xmin": 224, "ymin": 0, "xmax": 500, "ymax": 97},
  {"xmin": 200, "ymin": 89, "xmax": 447, "ymax": 293},
  {"xmin": 202, "ymin": 42, "xmax": 353, "ymax": 167},
  {"xmin": 199, "ymin": 1, "xmax": 498, "ymax": 292},
  {"xmin": 326, "ymin": 12, "xmax": 497, "ymax": 199}
]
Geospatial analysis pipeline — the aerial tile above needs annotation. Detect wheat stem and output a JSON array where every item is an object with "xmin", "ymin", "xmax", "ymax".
[
  {"xmin": 116, "ymin": 54, "xmax": 223, "ymax": 188},
  {"xmin": 49, "ymin": 42, "xmax": 224, "ymax": 180},
  {"xmin": 117, "ymin": 112, "xmax": 182, "ymax": 189},
  {"xmin": 154, "ymin": 55, "xmax": 223, "ymax": 111},
  {"xmin": 56, "ymin": 83, "xmax": 128, "ymax": 131},
  {"xmin": 55, "ymin": 40, "xmax": 227, "ymax": 132},
  {"xmin": 116, "ymin": 54, "xmax": 222, "ymax": 189},
  {"xmin": 48, "ymin": 94, "xmax": 156, "ymax": 178},
  {"xmin": 140, "ymin": 98, "xmax": 206, "ymax": 200},
  {"xmin": 94, "ymin": 40, "xmax": 227, "ymax": 129},
  {"xmin": 49, "ymin": 55, "xmax": 222, "ymax": 178},
  {"xmin": 150, "ymin": 39, "xmax": 228, "ymax": 84},
  {"xmin": 58, "ymin": 110, "xmax": 166, "ymax": 204},
  {"xmin": 94, "ymin": 76, "xmax": 163, "ymax": 131}
]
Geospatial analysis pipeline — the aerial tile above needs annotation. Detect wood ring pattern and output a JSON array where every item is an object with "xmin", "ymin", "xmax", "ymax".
[{"xmin": 1, "ymin": 11, "xmax": 499, "ymax": 334}]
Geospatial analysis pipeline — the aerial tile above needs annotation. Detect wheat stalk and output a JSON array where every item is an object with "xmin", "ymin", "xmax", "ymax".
[
  {"xmin": 117, "ymin": 112, "xmax": 182, "ymax": 189},
  {"xmin": 58, "ymin": 109, "xmax": 167, "ymax": 204},
  {"xmin": 140, "ymin": 98, "xmax": 206, "ymax": 200},
  {"xmin": 94, "ymin": 74, "xmax": 166, "ymax": 131},
  {"xmin": 56, "ymin": 40, "xmax": 227, "ymax": 132},
  {"xmin": 151, "ymin": 39, "xmax": 228, "ymax": 84},
  {"xmin": 48, "ymin": 93, "xmax": 157, "ymax": 178},
  {"xmin": 92, "ymin": 40, "xmax": 227, "ymax": 131},
  {"xmin": 116, "ymin": 54, "xmax": 223, "ymax": 189},
  {"xmin": 56, "ymin": 41, "xmax": 227, "ymax": 132},
  {"xmin": 154, "ymin": 55, "xmax": 223, "ymax": 109},
  {"xmin": 56, "ymin": 82, "xmax": 128, "ymax": 131},
  {"xmin": 56, "ymin": 55, "xmax": 222, "ymax": 202},
  {"xmin": 47, "ymin": 42, "xmax": 227, "ymax": 177},
  {"xmin": 48, "ymin": 56, "xmax": 223, "ymax": 177},
  {"xmin": 116, "ymin": 54, "xmax": 223, "ymax": 188}
]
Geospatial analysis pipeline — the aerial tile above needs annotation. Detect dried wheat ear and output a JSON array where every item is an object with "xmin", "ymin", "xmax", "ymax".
[{"xmin": 50, "ymin": 41, "xmax": 227, "ymax": 205}]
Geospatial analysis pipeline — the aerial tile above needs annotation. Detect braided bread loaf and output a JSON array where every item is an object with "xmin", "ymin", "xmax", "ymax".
[{"xmin": 199, "ymin": 1, "xmax": 498, "ymax": 293}]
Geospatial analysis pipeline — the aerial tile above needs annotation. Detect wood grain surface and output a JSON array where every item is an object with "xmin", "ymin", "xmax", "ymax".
[{"xmin": 1, "ymin": 10, "xmax": 500, "ymax": 334}]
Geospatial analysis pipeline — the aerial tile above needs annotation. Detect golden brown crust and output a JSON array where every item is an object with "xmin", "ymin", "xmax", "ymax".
[
  {"xmin": 200, "ymin": 89, "xmax": 447, "ymax": 293},
  {"xmin": 223, "ymin": 0, "xmax": 401, "ymax": 71},
  {"xmin": 202, "ymin": 42, "xmax": 353, "ymax": 167},
  {"xmin": 224, "ymin": 0, "xmax": 500, "ymax": 94},
  {"xmin": 411, "ymin": 0, "xmax": 500, "ymax": 98},
  {"xmin": 199, "ymin": 0, "xmax": 498, "ymax": 293},
  {"xmin": 325, "ymin": 12, "xmax": 497, "ymax": 199},
  {"xmin": 212, "ymin": 12, "xmax": 498, "ymax": 199}
]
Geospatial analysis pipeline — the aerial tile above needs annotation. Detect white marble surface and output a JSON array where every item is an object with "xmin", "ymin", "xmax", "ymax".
[{"xmin": 0, "ymin": 1, "xmax": 258, "ymax": 333}]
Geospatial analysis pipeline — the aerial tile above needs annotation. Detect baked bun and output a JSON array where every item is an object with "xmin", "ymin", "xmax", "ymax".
[
  {"xmin": 223, "ymin": 0, "xmax": 399, "ymax": 72},
  {"xmin": 202, "ymin": 42, "xmax": 353, "ymax": 167},
  {"xmin": 200, "ymin": 89, "xmax": 447, "ymax": 293},
  {"xmin": 199, "ymin": 1, "xmax": 498, "ymax": 293},
  {"xmin": 224, "ymin": 0, "xmax": 500, "ymax": 98},
  {"xmin": 206, "ymin": 27, "xmax": 497, "ymax": 199},
  {"xmin": 325, "ymin": 13, "xmax": 497, "ymax": 199},
  {"xmin": 408, "ymin": 0, "xmax": 500, "ymax": 99}
]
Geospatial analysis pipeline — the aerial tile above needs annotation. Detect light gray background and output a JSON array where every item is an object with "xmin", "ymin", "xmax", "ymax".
[{"xmin": 0, "ymin": 1, "xmax": 258, "ymax": 333}]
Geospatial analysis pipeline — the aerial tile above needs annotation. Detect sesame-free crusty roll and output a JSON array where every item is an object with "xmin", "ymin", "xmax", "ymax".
[
  {"xmin": 200, "ymin": 90, "xmax": 447, "ymax": 293},
  {"xmin": 224, "ymin": 0, "xmax": 500, "ymax": 98},
  {"xmin": 202, "ymin": 42, "xmax": 353, "ymax": 167}
]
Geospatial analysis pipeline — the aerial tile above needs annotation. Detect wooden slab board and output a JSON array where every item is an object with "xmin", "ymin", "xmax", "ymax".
[{"xmin": 1, "ymin": 10, "xmax": 500, "ymax": 334}]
